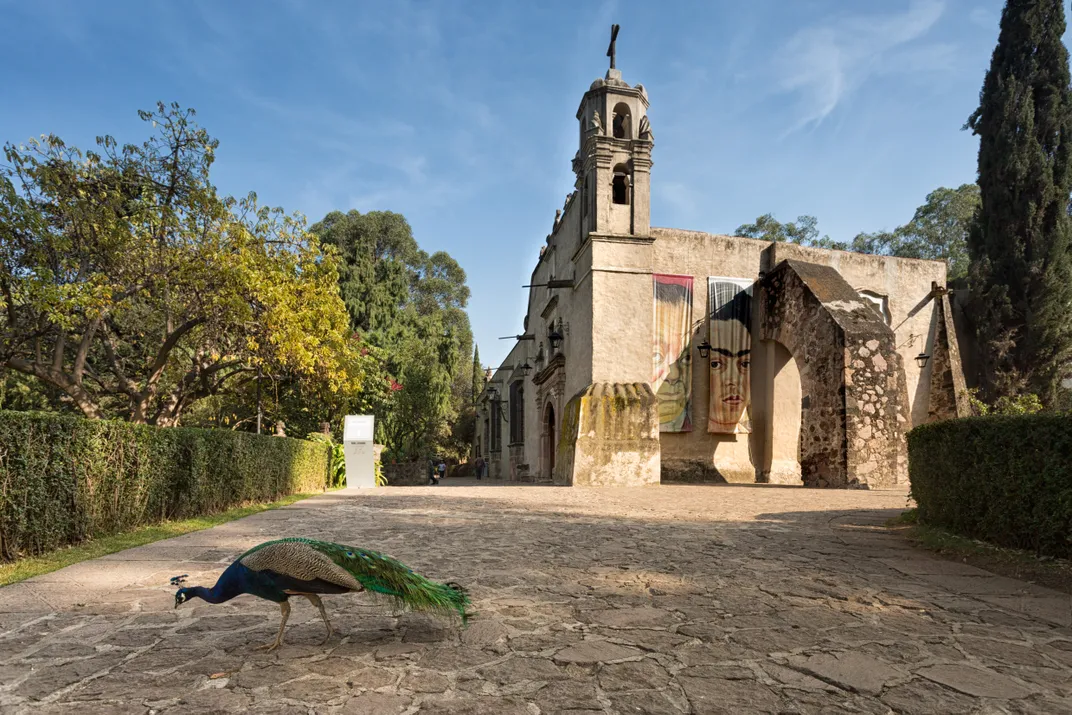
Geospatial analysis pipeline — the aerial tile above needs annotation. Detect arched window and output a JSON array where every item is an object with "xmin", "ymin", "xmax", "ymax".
[
  {"xmin": 612, "ymin": 164, "xmax": 630, "ymax": 205},
  {"xmin": 612, "ymin": 102, "xmax": 631, "ymax": 139}
]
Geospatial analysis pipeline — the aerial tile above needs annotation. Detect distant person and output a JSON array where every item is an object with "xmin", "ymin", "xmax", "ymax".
[
  {"xmin": 475, "ymin": 456, "xmax": 485, "ymax": 481},
  {"xmin": 428, "ymin": 459, "xmax": 439, "ymax": 486},
  {"xmin": 437, "ymin": 460, "xmax": 447, "ymax": 483}
]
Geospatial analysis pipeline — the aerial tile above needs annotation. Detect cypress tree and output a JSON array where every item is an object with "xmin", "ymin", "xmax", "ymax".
[
  {"xmin": 966, "ymin": 0, "xmax": 1072, "ymax": 405},
  {"xmin": 471, "ymin": 345, "xmax": 482, "ymax": 405}
]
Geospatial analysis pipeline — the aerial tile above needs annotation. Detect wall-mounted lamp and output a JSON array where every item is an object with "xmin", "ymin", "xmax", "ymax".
[
  {"xmin": 518, "ymin": 360, "xmax": 532, "ymax": 377},
  {"xmin": 915, "ymin": 352, "xmax": 931, "ymax": 369},
  {"xmin": 548, "ymin": 327, "xmax": 563, "ymax": 350},
  {"xmin": 897, "ymin": 333, "xmax": 920, "ymax": 350},
  {"xmin": 696, "ymin": 339, "xmax": 712, "ymax": 359}
]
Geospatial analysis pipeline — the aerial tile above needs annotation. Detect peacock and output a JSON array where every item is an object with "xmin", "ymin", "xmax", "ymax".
[{"xmin": 171, "ymin": 537, "xmax": 471, "ymax": 652}]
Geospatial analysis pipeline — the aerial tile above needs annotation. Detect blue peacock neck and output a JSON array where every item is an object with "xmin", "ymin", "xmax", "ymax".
[{"xmin": 192, "ymin": 563, "xmax": 247, "ymax": 604}]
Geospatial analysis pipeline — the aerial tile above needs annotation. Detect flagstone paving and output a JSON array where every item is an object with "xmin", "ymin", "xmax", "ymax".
[{"xmin": 1, "ymin": 481, "xmax": 1071, "ymax": 713}]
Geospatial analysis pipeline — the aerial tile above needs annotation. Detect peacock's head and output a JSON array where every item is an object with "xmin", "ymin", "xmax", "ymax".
[{"xmin": 170, "ymin": 574, "xmax": 190, "ymax": 609}]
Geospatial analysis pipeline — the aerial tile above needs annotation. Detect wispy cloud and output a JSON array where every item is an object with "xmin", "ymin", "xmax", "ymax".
[{"xmin": 771, "ymin": 0, "xmax": 947, "ymax": 135}]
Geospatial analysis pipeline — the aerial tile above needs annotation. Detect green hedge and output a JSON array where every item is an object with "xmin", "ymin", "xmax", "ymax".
[
  {"xmin": 907, "ymin": 414, "xmax": 1072, "ymax": 557},
  {"xmin": 0, "ymin": 411, "xmax": 330, "ymax": 561}
]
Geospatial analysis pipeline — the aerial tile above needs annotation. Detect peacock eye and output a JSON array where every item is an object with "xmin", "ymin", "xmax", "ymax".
[{"xmin": 346, "ymin": 551, "xmax": 354, "ymax": 557}]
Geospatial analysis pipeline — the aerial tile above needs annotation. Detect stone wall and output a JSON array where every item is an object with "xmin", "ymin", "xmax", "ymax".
[
  {"xmin": 556, "ymin": 382, "xmax": 660, "ymax": 487},
  {"xmin": 382, "ymin": 462, "xmax": 428, "ymax": 486},
  {"xmin": 760, "ymin": 260, "xmax": 910, "ymax": 488}
]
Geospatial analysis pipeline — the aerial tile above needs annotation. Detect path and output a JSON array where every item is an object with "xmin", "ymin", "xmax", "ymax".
[{"xmin": 1, "ymin": 484, "xmax": 1071, "ymax": 713}]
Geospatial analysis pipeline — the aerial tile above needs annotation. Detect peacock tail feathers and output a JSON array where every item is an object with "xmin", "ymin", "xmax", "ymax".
[{"xmin": 238, "ymin": 538, "xmax": 472, "ymax": 623}]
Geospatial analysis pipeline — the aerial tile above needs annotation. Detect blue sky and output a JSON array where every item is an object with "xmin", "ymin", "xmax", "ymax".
[{"xmin": 0, "ymin": 0, "xmax": 1040, "ymax": 369}]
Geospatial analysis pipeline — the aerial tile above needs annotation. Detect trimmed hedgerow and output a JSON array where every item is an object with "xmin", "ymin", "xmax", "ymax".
[
  {"xmin": 0, "ymin": 411, "xmax": 330, "ymax": 561},
  {"xmin": 907, "ymin": 414, "xmax": 1072, "ymax": 558}
]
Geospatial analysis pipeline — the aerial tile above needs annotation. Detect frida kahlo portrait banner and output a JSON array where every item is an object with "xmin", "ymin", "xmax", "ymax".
[
  {"xmin": 653, "ymin": 274, "xmax": 693, "ymax": 432},
  {"xmin": 707, "ymin": 278, "xmax": 753, "ymax": 434}
]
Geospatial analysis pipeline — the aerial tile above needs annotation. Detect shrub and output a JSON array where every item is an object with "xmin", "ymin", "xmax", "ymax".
[
  {"xmin": 0, "ymin": 411, "xmax": 330, "ymax": 561},
  {"xmin": 967, "ymin": 388, "xmax": 1044, "ymax": 416},
  {"xmin": 305, "ymin": 432, "xmax": 387, "ymax": 486},
  {"xmin": 306, "ymin": 432, "xmax": 346, "ymax": 488},
  {"xmin": 907, "ymin": 414, "xmax": 1072, "ymax": 557}
]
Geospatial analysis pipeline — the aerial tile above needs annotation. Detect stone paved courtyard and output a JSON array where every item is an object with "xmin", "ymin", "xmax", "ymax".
[{"xmin": 1, "ymin": 482, "xmax": 1071, "ymax": 713}]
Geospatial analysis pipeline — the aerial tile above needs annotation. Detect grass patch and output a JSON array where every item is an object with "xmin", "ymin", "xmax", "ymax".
[
  {"xmin": 0, "ymin": 491, "xmax": 325, "ymax": 588},
  {"xmin": 887, "ymin": 508, "xmax": 1072, "ymax": 595}
]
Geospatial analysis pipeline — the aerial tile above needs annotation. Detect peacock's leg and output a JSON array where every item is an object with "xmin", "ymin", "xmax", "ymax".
[
  {"xmin": 304, "ymin": 594, "xmax": 333, "ymax": 644},
  {"xmin": 257, "ymin": 601, "xmax": 291, "ymax": 652}
]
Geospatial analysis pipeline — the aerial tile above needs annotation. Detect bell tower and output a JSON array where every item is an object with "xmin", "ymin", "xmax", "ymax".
[{"xmin": 573, "ymin": 24, "xmax": 654, "ymax": 239}]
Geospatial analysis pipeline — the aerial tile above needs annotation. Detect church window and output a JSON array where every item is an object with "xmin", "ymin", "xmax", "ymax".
[
  {"xmin": 509, "ymin": 381, "xmax": 525, "ymax": 444},
  {"xmin": 612, "ymin": 164, "xmax": 630, "ymax": 205},
  {"xmin": 490, "ymin": 401, "xmax": 502, "ymax": 451},
  {"xmin": 612, "ymin": 103, "xmax": 631, "ymax": 139}
]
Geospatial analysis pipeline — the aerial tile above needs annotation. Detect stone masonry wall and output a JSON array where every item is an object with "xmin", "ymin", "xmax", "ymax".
[
  {"xmin": 556, "ymin": 382, "xmax": 660, "ymax": 487},
  {"xmin": 382, "ymin": 462, "xmax": 428, "ymax": 486},
  {"xmin": 761, "ymin": 260, "xmax": 910, "ymax": 488}
]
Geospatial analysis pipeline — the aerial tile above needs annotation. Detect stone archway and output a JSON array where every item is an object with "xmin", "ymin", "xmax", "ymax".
[
  {"xmin": 759, "ymin": 259, "xmax": 909, "ymax": 488},
  {"xmin": 543, "ymin": 402, "xmax": 557, "ymax": 481}
]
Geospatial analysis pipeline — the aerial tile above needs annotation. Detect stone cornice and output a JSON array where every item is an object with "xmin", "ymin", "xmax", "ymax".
[
  {"xmin": 575, "ymin": 83, "xmax": 650, "ymax": 119},
  {"xmin": 541, "ymin": 295, "xmax": 559, "ymax": 319},
  {"xmin": 533, "ymin": 353, "xmax": 566, "ymax": 386}
]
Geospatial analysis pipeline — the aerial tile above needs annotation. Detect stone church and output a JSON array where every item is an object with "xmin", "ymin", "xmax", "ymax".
[{"xmin": 475, "ymin": 31, "xmax": 970, "ymax": 489}]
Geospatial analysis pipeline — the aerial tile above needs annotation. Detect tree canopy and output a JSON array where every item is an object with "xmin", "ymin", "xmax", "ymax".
[
  {"xmin": 0, "ymin": 103, "xmax": 363, "ymax": 426},
  {"xmin": 309, "ymin": 209, "xmax": 475, "ymax": 461},
  {"xmin": 736, "ymin": 183, "xmax": 980, "ymax": 283},
  {"xmin": 734, "ymin": 214, "xmax": 847, "ymax": 250},
  {"xmin": 849, "ymin": 184, "xmax": 979, "ymax": 282}
]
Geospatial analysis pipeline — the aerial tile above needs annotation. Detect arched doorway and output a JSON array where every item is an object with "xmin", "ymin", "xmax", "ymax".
[
  {"xmin": 543, "ymin": 402, "xmax": 556, "ymax": 481},
  {"xmin": 769, "ymin": 340, "xmax": 802, "ymax": 483}
]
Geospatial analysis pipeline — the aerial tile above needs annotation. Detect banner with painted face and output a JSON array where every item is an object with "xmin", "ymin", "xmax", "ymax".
[
  {"xmin": 652, "ymin": 274, "xmax": 693, "ymax": 432},
  {"xmin": 707, "ymin": 278, "xmax": 753, "ymax": 434}
]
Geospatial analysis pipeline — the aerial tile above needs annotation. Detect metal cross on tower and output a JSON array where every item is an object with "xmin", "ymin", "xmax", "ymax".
[{"xmin": 606, "ymin": 24, "xmax": 620, "ymax": 69}]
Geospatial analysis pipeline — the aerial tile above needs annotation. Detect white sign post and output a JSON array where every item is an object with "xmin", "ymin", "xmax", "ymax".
[{"xmin": 342, "ymin": 415, "xmax": 376, "ymax": 488}]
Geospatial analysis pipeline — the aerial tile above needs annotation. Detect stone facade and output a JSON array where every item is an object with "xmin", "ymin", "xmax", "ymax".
[{"xmin": 474, "ymin": 44, "xmax": 969, "ymax": 489}]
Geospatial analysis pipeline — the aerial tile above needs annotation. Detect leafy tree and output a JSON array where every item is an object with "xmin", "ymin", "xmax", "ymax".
[
  {"xmin": 0, "ymin": 103, "xmax": 363, "ymax": 425},
  {"xmin": 183, "ymin": 336, "xmax": 393, "ymax": 439},
  {"xmin": 964, "ymin": 0, "xmax": 1072, "ymax": 404},
  {"xmin": 849, "ymin": 184, "xmax": 980, "ymax": 281},
  {"xmin": 0, "ymin": 371, "xmax": 61, "ymax": 412},
  {"xmin": 470, "ymin": 345, "xmax": 482, "ymax": 405},
  {"xmin": 379, "ymin": 332, "xmax": 455, "ymax": 460},
  {"xmin": 310, "ymin": 210, "xmax": 420, "ymax": 342},
  {"xmin": 310, "ymin": 210, "xmax": 474, "ymax": 461},
  {"xmin": 734, "ymin": 214, "xmax": 848, "ymax": 250}
]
